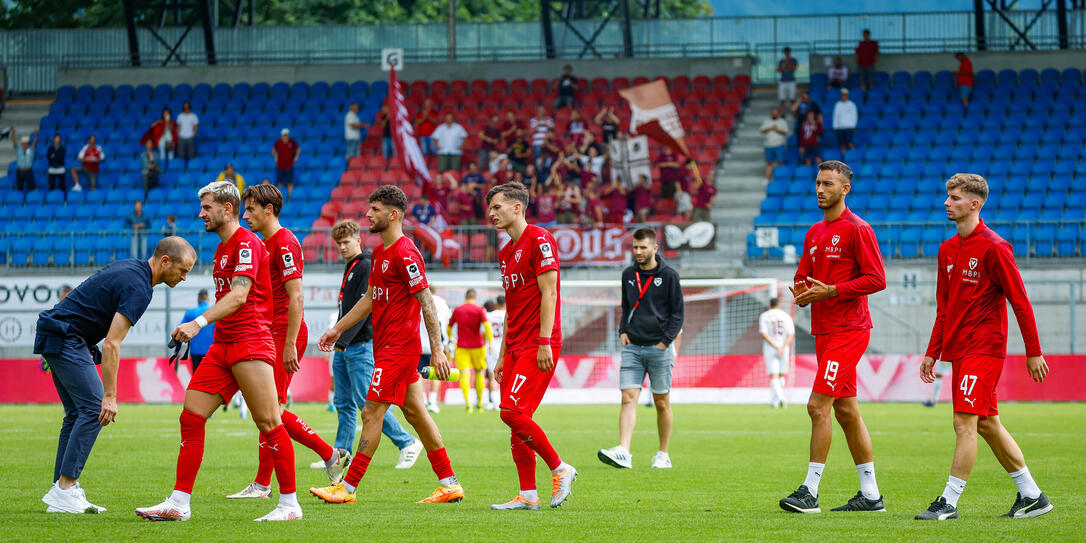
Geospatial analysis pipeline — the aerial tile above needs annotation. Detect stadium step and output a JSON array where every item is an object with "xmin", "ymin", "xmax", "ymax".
[{"xmin": 0, "ymin": 99, "xmax": 53, "ymax": 167}]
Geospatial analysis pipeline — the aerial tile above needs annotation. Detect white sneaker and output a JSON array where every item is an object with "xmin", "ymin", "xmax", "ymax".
[
  {"xmin": 42, "ymin": 483, "xmax": 98, "ymax": 514},
  {"xmin": 135, "ymin": 497, "xmax": 191, "ymax": 521},
  {"xmin": 309, "ymin": 460, "xmax": 325, "ymax": 469},
  {"xmin": 426, "ymin": 402, "xmax": 440, "ymax": 414},
  {"xmin": 226, "ymin": 482, "xmax": 271, "ymax": 499},
  {"xmin": 254, "ymin": 504, "xmax": 302, "ymax": 522},
  {"xmin": 596, "ymin": 445, "xmax": 632, "ymax": 469},
  {"xmin": 71, "ymin": 484, "xmax": 106, "ymax": 512},
  {"xmin": 325, "ymin": 448, "xmax": 351, "ymax": 484},
  {"xmin": 650, "ymin": 451, "xmax": 672, "ymax": 469},
  {"xmin": 396, "ymin": 439, "xmax": 423, "ymax": 469}
]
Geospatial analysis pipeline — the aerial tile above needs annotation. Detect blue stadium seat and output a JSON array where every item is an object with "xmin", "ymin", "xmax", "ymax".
[
  {"xmin": 1056, "ymin": 225, "xmax": 1080, "ymax": 256},
  {"xmin": 1033, "ymin": 224, "xmax": 1056, "ymax": 256}
]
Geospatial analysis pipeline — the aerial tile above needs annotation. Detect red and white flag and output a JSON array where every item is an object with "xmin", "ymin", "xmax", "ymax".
[{"xmin": 618, "ymin": 80, "xmax": 691, "ymax": 159}]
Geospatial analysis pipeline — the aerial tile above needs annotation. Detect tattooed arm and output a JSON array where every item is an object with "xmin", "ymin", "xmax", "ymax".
[
  {"xmin": 172, "ymin": 275, "xmax": 252, "ymax": 342},
  {"xmin": 414, "ymin": 288, "xmax": 451, "ymax": 379}
]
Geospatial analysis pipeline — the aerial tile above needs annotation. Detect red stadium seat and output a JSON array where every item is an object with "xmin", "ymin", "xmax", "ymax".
[
  {"xmin": 431, "ymin": 80, "xmax": 449, "ymax": 94},
  {"xmin": 470, "ymin": 79, "xmax": 489, "ymax": 93},
  {"xmin": 510, "ymin": 78, "xmax": 528, "ymax": 92},
  {"xmin": 491, "ymin": 79, "xmax": 509, "ymax": 93},
  {"xmin": 530, "ymin": 78, "xmax": 549, "ymax": 93},
  {"xmin": 590, "ymin": 77, "xmax": 609, "ymax": 92},
  {"xmin": 734, "ymin": 74, "xmax": 751, "ymax": 86},
  {"xmin": 693, "ymin": 75, "xmax": 711, "ymax": 89},
  {"xmin": 348, "ymin": 156, "xmax": 366, "ymax": 170},
  {"xmin": 712, "ymin": 75, "xmax": 731, "ymax": 91},
  {"xmin": 611, "ymin": 76, "xmax": 630, "ymax": 90},
  {"xmin": 329, "ymin": 187, "xmax": 352, "ymax": 202},
  {"xmin": 633, "ymin": 76, "xmax": 651, "ymax": 87},
  {"xmin": 409, "ymin": 80, "xmax": 428, "ymax": 96},
  {"xmin": 319, "ymin": 202, "xmax": 340, "ymax": 220},
  {"xmin": 450, "ymin": 79, "xmax": 468, "ymax": 93},
  {"xmin": 672, "ymin": 75, "xmax": 691, "ymax": 91}
]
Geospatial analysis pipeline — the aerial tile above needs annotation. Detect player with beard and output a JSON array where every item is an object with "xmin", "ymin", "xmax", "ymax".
[
  {"xmin": 779, "ymin": 161, "xmax": 888, "ymax": 514},
  {"xmin": 309, "ymin": 185, "xmax": 463, "ymax": 505},
  {"xmin": 137, "ymin": 181, "xmax": 302, "ymax": 522}
]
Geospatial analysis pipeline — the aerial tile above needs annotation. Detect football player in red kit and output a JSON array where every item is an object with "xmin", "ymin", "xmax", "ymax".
[
  {"xmin": 780, "ymin": 161, "xmax": 887, "ymax": 514},
  {"xmin": 310, "ymin": 185, "xmax": 463, "ymax": 505},
  {"xmin": 485, "ymin": 182, "xmax": 577, "ymax": 511},
  {"xmin": 137, "ymin": 181, "xmax": 301, "ymax": 522},
  {"xmin": 914, "ymin": 173, "xmax": 1051, "ymax": 521},
  {"xmin": 225, "ymin": 184, "xmax": 349, "ymax": 500}
]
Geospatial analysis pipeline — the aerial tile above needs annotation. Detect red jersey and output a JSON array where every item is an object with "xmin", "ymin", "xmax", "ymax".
[
  {"xmin": 957, "ymin": 57, "xmax": 974, "ymax": 87},
  {"xmin": 273, "ymin": 139, "xmax": 298, "ymax": 170},
  {"xmin": 855, "ymin": 40, "xmax": 879, "ymax": 67},
  {"xmin": 499, "ymin": 224, "xmax": 562, "ymax": 351},
  {"xmin": 450, "ymin": 303, "xmax": 488, "ymax": 349},
  {"xmin": 794, "ymin": 208, "xmax": 886, "ymax": 334},
  {"xmin": 212, "ymin": 227, "xmax": 273, "ymax": 343},
  {"xmin": 369, "ymin": 236, "xmax": 428, "ymax": 356},
  {"xmin": 263, "ymin": 227, "xmax": 305, "ymax": 338},
  {"xmin": 925, "ymin": 220, "xmax": 1042, "ymax": 361}
]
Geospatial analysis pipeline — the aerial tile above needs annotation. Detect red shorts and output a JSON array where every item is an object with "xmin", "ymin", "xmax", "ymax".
[
  {"xmin": 187, "ymin": 337, "xmax": 276, "ymax": 401},
  {"xmin": 813, "ymin": 329, "xmax": 870, "ymax": 398},
  {"xmin": 499, "ymin": 347, "xmax": 560, "ymax": 416},
  {"xmin": 367, "ymin": 353, "xmax": 421, "ymax": 407},
  {"xmin": 951, "ymin": 354, "xmax": 1003, "ymax": 418},
  {"xmin": 272, "ymin": 329, "xmax": 308, "ymax": 405}
]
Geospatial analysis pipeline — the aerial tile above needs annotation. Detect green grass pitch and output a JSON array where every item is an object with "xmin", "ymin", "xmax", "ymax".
[{"xmin": 0, "ymin": 402, "xmax": 1081, "ymax": 541}]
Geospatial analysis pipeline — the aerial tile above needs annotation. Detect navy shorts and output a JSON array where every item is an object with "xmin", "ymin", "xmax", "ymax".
[{"xmin": 276, "ymin": 168, "xmax": 294, "ymax": 185}]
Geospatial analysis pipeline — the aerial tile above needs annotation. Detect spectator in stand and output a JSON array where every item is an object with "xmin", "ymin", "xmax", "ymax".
[
  {"xmin": 674, "ymin": 183, "xmax": 693, "ymax": 222},
  {"xmin": 579, "ymin": 145, "xmax": 606, "ymax": 186},
  {"xmin": 432, "ymin": 113, "xmax": 468, "ymax": 172},
  {"xmin": 140, "ymin": 152, "xmax": 162, "ymax": 198},
  {"xmin": 578, "ymin": 131, "xmax": 601, "ymax": 156},
  {"xmin": 955, "ymin": 52, "xmax": 975, "ymax": 108},
  {"xmin": 477, "ymin": 114, "xmax": 503, "ymax": 170},
  {"xmin": 71, "ymin": 135, "xmax": 104, "ymax": 191},
  {"xmin": 832, "ymin": 88, "xmax": 859, "ymax": 156},
  {"xmin": 272, "ymin": 128, "xmax": 300, "ymax": 198},
  {"xmin": 556, "ymin": 178, "xmax": 583, "ymax": 224},
  {"xmin": 655, "ymin": 146, "xmax": 683, "ymax": 199},
  {"xmin": 594, "ymin": 106, "xmax": 621, "ymax": 144},
  {"xmin": 449, "ymin": 182, "xmax": 478, "ymax": 225},
  {"xmin": 507, "ymin": 127, "xmax": 532, "ymax": 174},
  {"xmin": 414, "ymin": 98, "xmax": 439, "ymax": 157},
  {"xmin": 553, "ymin": 143, "xmax": 582, "ymax": 183},
  {"xmin": 461, "ymin": 162, "xmax": 486, "ymax": 192},
  {"xmin": 375, "ymin": 104, "xmax": 394, "ymax": 161},
  {"xmin": 176, "ymin": 101, "xmax": 199, "ymax": 162},
  {"xmin": 344, "ymin": 103, "xmax": 366, "ymax": 160},
  {"xmin": 554, "ymin": 64, "xmax": 579, "ymax": 109},
  {"xmin": 530, "ymin": 105, "xmax": 554, "ymax": 157},
  {"xmin": 140, "ymin": 107, "xmax": 177, "ymax": 167},
  {"xmin": 215, "ymin": 163, "xmax": 245, "ymax": 192},
  {"xmin": 500, "ymin": 110, "xmax": 521, "ymax": 149},
  {"xmin": 410, "ymin": 194, "xmax": 437, "ymax": 226},
  {"xmin": 691, "ymin": 178, "xmax": 717, "ymax": 222},
  {"xmin": 567, "ymin": 110, "xmax": 586, "ymax": 146},
  {"xmin": 487, "ymin": 149, "xmax": 507, "ymax": 175},
  {"xmin": 430, "ymin": 172, "xmax": 454, "ymax": 218},
  {"xmin": 125, "ymin": 200, "xmax": 151, "ymax": 260},
  {"xmin": 536, "ymin": 128, "xmax": 562, "ymax": 175},
  {"xmin": 797, "ymin": 110, "xmax": 824, "ymax": 166},
  {"xmin": 602, "ymin": 175, "xmax": 629, "ymax": 224},
  {"xmin": 46, "ymin": 133, "xmax": 67, "ymax": 195},
  {"xmin": 760, "ymin": 108, "xmax": 791, "ymax": 183},
  {"xmin": 827, "ymin": 58, "xmax": 849, "ymax": 89},
  {"xmin": 12, "ymin": 129, "xmax": 37, "ymax": 192},
  {"xmin": 532, "ymin": 176, "xmax": 560, "ymax": 227},
  {"xmin": 791, "ymin": 91, "xmax": 823, "ymax": 135},
  {"xmin": 856, "ymin": 29, "xmax": 880, "ymax": 93},
  {"xmin": 778, "ymin": 47, "xmax": 799, "ymax": 113},
  {"xmin": 162, "ymin": 215, "xmax": 178, "ymax": 237},
  {"xmin": 632, "ymin": 173, "xmax": 653, "ymax": 223},
  {"xmin": 582, "ymin": 182, "xmax": 605, "ymax": 226},
  {"xmin": 521, "ymin": 163, "xmax": 539, "ymax": 190},
  {"xmin": 491, "ymin": 157, "xmax": 520, "ymax": 187}
]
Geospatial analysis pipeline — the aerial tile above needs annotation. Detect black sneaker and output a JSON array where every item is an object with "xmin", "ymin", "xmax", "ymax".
[
  {"xmin": 831, "ymin": 491, "xmax": 886, "ymax": 512},
  {"xmin": 922, "ymin": 401, "xmax": 935, "ymax": 408},
  {"xmin": 915, "ymin": 496, "xmax": 958, "ymax": 520},
  {"xmin": 779, "ymin": 485, "xmax": 821, "ymax": 513},
  {"xmin": 1001, "ymin": 492, "xmax": 1053, "ymax": 518}
]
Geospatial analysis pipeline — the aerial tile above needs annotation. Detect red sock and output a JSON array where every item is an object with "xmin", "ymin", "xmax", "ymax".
[
  {"xmin": 344, "ymin": 453, "xmax": 372, "ymax": 488},
  {"xmin": 500, "ymin": 410, "xmax": 561, "ymax": 470},
  {"xmin": 426, "ymin": 447, "xmax": 455, "ymax": 481},
  {"xmin": 260, "ymin": 424, "xmax": 296, "ymax": 494},
  {"xmin": 510, "ymin": 435, "xmax": 537, "ymax": 491},
  {"xmin": 282, "ymin": 410, "xmax": 334, "ymax": 461},
  {"xmin": 174, "ymin": 409, "xmax": 206, "ymax": 493},
  {"xmin": 254, "ymin": 439, "xmax": 274, "ymax": 487}
]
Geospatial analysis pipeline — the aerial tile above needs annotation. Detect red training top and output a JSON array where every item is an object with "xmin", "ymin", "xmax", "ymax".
[
  {"xmin": 264, "ymin": 227, "xmax": 306, "ymax": 339},
  {"xmin": 855, "ymin": 40, "xmax": 879, "ymax": 67},
  {"xmin": 212, "ymin": 227, "xmax": 273, "ymax": 343},
  {"xmin": 273, "ymin": 139, "xmax": 299, "ymax": 170},
  {"xmin": 499, "ymin": 224, "xmax": 562, "ymax": 351},
  {"xmin": 957, "ymin": 57, "xmax": 974, "ymax": 87},
  {"xmin": 369, "ymin": 236, "xmax": 429, "ymax": 356},
  {"xmin": 794, "ymin": 208, "xmax": 886, "ymax": 335},
  {"xmin": 925, "ymin": 219, "xmax": 1042, "ymax": 361},
  {"xmin": 450, "ymin": 303, "xmax": 488, "ymax": 349}
]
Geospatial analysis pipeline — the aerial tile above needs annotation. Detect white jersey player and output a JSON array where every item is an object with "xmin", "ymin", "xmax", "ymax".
[
  {"xmin": 923, "ymin": 360, "xmax": 954, "ymax": 407},
  {"xmin": 484, "ymin": 296, "xmax": 506, "ymax": 410},
  {"xmin": 759, "ymin": 298, "xmax": 795, "ymax": 408}
]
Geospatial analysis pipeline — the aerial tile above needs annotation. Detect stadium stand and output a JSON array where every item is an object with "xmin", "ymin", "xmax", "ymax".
[{"xmin": 750, "ymin": 67, "xmax": 1086, "ymax": 260}]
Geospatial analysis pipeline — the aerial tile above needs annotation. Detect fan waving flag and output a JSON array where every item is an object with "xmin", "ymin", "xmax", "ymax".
[{"xmin": 618, "ymin": 79, "xmax": 691, "ymax": 159}]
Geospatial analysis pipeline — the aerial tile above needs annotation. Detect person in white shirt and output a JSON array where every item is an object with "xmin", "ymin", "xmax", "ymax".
[
  {"xmin": 832, "ymin": 88, "xmax": 859, "ymax": 157},
  {"xmin": 760, "ymin": 108, "xmax": 791, "ymax": 182},
  {"xmin": 420, "ymin": 285, "xmax": 452, "ymax": 413},
  {"xmin": 176, "ymin": 101, "xmax": 199, "ymax": 161},
  {"xmin": 759, "ymin": 298, "xmax": 795, "ymax": 408},
  {"xmin": 431, "ymin": 114, "xmax": 468, "ymax": 172},
  {"xmin": 484, "ymin": 296, "xmax": 506, "ymax": 410},
  {"xmin": 344, "ymin": 103, "xmax": 366, "ymax": 160},
  {"xmin": 827, "ymin": 58, "xmax": 849, "ymax": 89}
]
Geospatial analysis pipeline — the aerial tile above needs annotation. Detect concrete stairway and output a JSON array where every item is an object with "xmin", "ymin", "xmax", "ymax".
[{"xmin": 0, "ymin": 98, "xmax": 53, "ymax": 172}]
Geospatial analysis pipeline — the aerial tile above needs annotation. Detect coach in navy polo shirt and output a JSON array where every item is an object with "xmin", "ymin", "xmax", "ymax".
[{"xmin": 36, "ymin": 236, "xmax": 195, "ymax": 514}]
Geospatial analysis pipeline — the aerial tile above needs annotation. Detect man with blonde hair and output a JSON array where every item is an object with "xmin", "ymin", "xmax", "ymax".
[{"xmin": 915, "ymin": 173, "xmax": 1052, "ymax": 520}]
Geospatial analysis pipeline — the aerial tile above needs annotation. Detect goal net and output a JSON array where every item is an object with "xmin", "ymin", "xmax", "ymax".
[{"xmin": 429, "ymin": 278, "xmax": 782, "ymax": 405}]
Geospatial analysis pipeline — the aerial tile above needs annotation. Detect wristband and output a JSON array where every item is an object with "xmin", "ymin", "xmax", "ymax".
[
  {"xmin": 194, "ymin": 315, "xmax": 208, "ymax": 328},
  {"xmin": 537, "ymin": 337, "xmax": 551, "ymax": 346}
]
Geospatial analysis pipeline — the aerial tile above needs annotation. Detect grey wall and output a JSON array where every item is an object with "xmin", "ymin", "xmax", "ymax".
[
  {"xmin": 58, "ymin": 56, "xmax": 753, "ymax": 90},
  {"xmin": 810, "ymin": 49, "xmax": 1086, "ymax": 77}
]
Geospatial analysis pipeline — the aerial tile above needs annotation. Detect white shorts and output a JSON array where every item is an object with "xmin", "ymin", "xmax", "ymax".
[
  {"xmin": 934, "ymin": 360, "xmax": 952, "ymax": 376},
  {"xmin": 778, "ymin": 81, "xmax": 797, "ymax": 101},
  {"xmin": 764, "ymin": 351, "xmax": 788, "ymax": 375},
  {"xmin": 486, "ymin": 343, "xmax": 500, "ymax": 371}
]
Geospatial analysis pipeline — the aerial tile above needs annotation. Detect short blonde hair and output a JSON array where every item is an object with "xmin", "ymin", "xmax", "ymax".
[
  {"xmin": 946, "ymin": 173, "xmax": 989, "ymax": 203},
  {"xmin": 331, "ymin": 219, "xmax": 361, "ymax": 241},
  {"xmin": 197, "ymin": 180, "xmax": 242, "ymax": 216}
]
